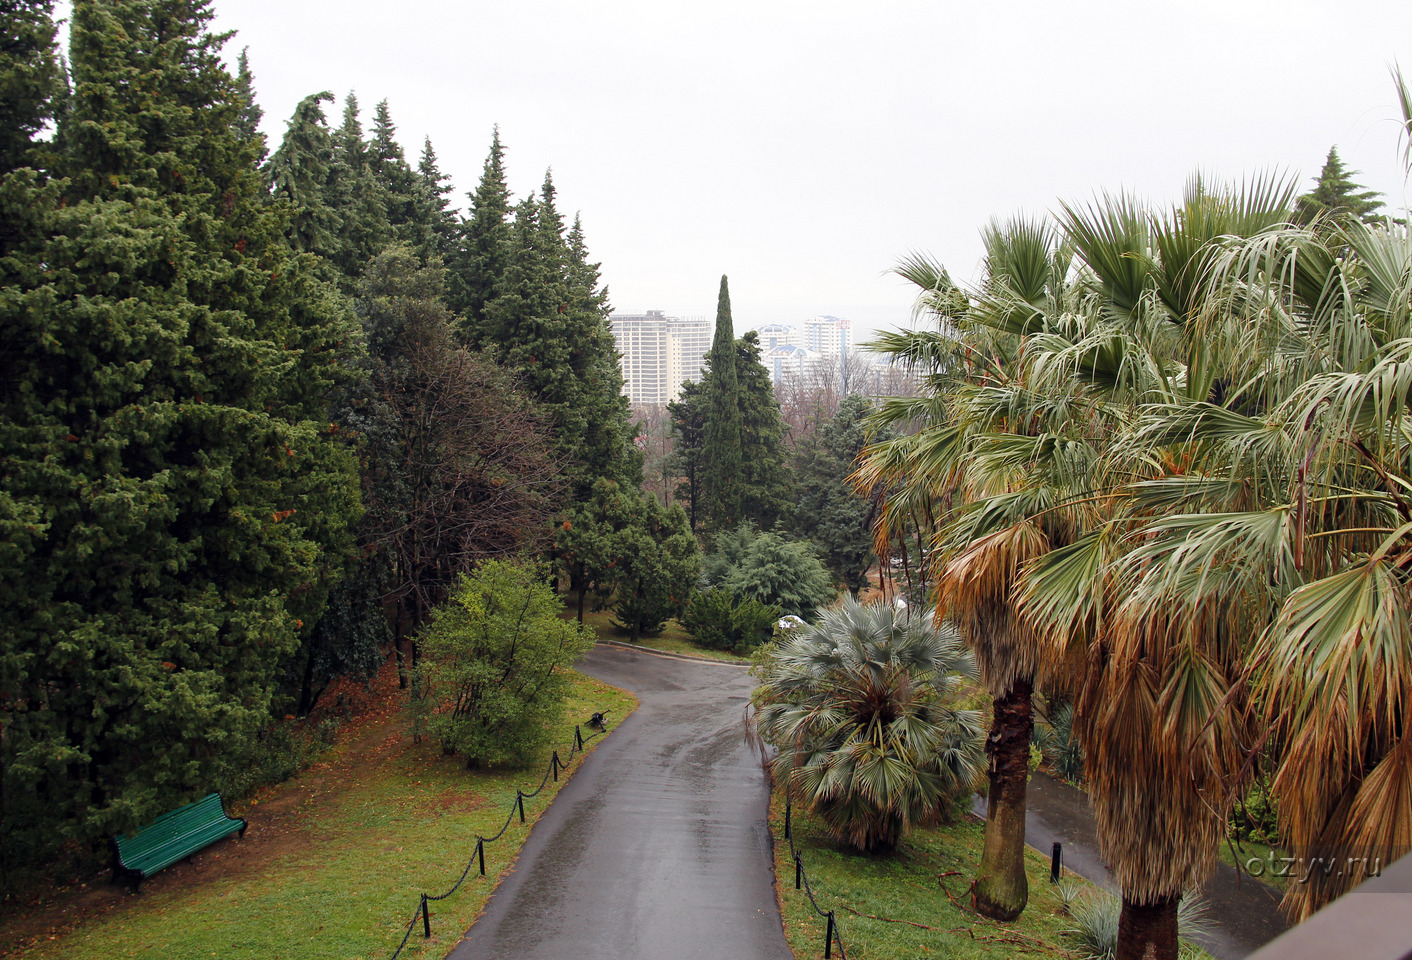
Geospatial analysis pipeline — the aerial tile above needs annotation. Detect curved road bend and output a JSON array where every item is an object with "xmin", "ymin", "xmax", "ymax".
[{"xmin": 446, "ymin": 643, "xmax": 792, "ymax": 960}]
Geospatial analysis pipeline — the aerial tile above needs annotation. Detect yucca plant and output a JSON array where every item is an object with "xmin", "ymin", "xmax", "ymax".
[{"xmin": 753, "ymin": 597, "xmax": 985, "ymax": 854}]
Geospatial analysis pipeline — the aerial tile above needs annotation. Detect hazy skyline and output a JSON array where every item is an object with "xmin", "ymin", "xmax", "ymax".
[{"xmin": 102, "ymin": 2, "xmax": 1412, "ymax": 341}]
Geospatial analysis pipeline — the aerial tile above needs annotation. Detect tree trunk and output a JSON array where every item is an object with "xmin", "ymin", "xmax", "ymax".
[
  {"xmin": 393, "ymin": 599, "xmax": 410, "ymax": 690},
  {"xmin": 296, "ymin": 642, "xmax": 318, "ymax": 717},
  {"xmin": 972, "ymin": 676, "xmax": 1033, "ymax": 921},
  {"xmin": 1117, "ymin": 893, "xmax": 1180, "ymax": 960}
]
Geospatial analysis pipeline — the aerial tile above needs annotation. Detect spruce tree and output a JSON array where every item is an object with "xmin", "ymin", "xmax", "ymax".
[
  {"xmin": 0, "ymin": 0, "xmax": 361, "ymax": 850},
  {"xmin": 369, "ymin": 99, "xmax": 420, "ymax": 243},
  {"xmin": 1294, "ymin": 146, "xmax": 1386, "ymax": 225},
  {"xmin": 232, "ymin": 48, "xmax": 265, "ymax": 163},
  {"xmin": 266, "ymin": 91, "xmax": 340, "ymax": 256},
  {"xmin": 327, "ymin": 92, "xmax": 389, "ymax": 282},
  {"xmin": 414, "ymin": 137, "xmax": 458, "ymax": 260},
  {"xmin": 448, "ymin": 128, "xmax": 511, "ymax": 338},
  {"xmin": 701, "ymin": 275, "xmax": 744, "ymax": 529}
]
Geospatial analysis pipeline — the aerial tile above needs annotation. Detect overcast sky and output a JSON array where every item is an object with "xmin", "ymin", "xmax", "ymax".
[{"xmin": 136, "ymin": 2, "xmax": 1412, "ymax": 339}]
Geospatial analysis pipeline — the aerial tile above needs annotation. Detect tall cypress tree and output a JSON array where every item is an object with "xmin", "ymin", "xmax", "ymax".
[
  {"xmin": 735, "ymin": 330, "xmax": 788, "ymax": 526},
  {"xmin": 701, "ymin": 275, "xmax": 743, "ymax": 529},
  {"xmin": 0, "ymin": 0, "xmax": 361, "ymax": 851}
]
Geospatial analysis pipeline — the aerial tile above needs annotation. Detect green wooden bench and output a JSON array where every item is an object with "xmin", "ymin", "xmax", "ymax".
[{"xmin": 109, "ymin": 792, "xmax": 247, "ymax": 891}]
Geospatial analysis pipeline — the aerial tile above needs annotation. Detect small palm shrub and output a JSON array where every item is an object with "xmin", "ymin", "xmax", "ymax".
[
  {"xmin": 754, "ymin": 597, "xmax": 985, "ymax": 853},
  {"xmin": 1033, "ymin": 697, "xmax": 1085, "ymax": 784},
  {"xmin": 1066, "ymin": 889, "xmax": 1210, "ymax": 960}
]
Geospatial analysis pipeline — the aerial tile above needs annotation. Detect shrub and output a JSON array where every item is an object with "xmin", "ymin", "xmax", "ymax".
[
  {"xmin": 682, "ymin": 586, "xmax": 781, "ymax": 653},
  {"xmin": 1066, "ymin": 888, "xmax": 1210, "ymax": 960},
  {"xmin": 703, "ymin": 523, "xmax": 837, "ymax": 619},
  {"xmin": 754, "ymin": 597, "xmax": 984, "ymax": 853},
  {"xmin": 411, "ymin": 559, "xmax": 595, "ymax": 767}
]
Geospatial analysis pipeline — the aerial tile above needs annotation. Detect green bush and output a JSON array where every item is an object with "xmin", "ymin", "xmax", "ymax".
[
  {"xmin": 412, "ymin": 559, "xmax": 595, "ymax": 768},
  {"xmin": 702, "ymin": 524, "xmax": 837, "ymax": 619},
  {"xmin": 682, "ymin": 586, "xmax": 781, "ymax": 653}
]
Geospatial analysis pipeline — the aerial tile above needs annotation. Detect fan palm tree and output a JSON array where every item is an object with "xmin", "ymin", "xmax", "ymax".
[
  {"xmin": 753, "ymin": 597, "xmax": 985, "ymax": 854},
  {"xmin": 857, "ymin": 218, "xmax": 1081, "ymax": 919}
]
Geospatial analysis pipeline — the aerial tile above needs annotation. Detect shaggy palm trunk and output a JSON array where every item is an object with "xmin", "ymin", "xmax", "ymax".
[
  {"xmin": 1117, "ymin": 894, "xmax": 1180, "ymax": 960},
  {"xmin": 972, "ymin": 676, "xmax": 1033, "ymax": 921}
]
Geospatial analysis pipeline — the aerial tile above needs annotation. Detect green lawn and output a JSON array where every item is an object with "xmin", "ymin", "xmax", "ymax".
[
  {"xmin": 3, "ymin": 670, "xmax": 636, "ymax": 960},
  {"xmin": 771, "ymin": 793, "xmax": 1083, "ymax": 960}
]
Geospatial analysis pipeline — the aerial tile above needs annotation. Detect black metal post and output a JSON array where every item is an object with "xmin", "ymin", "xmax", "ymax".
[
  {"xmin": 476, "ymin": 837, "xmax": 485, "ymax": 876},
  {"xmin": 551, "ymin": 750, "xmax": 560, "ymax": 782},
  {"xmin": 824, "ymin": 912, "xmax": 835, "ymax": 959},
  {"xmin": 575, "ymin": 725, "xmax": 583, "ymax": 750},
  {"xmin": 784, "ymin": 800, "xmax": 791, "ymax": 839},
  {"xmin": 794, "ymin": 854, "xmax": 802, "ymax": 890},
  {"xmin": 1051, "ymin": 841, "xmax": 1062, "ymax": 883},
  {"xmin": 421, "ymin": 894, "xmax": 431, "ymax": 938},
  {"xmin": 516, "ymin": 791, "xmax": 525, "ymax": 824}
]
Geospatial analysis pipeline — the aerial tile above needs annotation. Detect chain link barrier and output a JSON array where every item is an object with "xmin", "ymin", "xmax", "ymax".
[
  {"xmin": 386, "ymin": 718, "xmax": 609, "ymax": 959},
  {"xmin": 783, "ymin": 799, "xmax": 848, "ymax": 960}
]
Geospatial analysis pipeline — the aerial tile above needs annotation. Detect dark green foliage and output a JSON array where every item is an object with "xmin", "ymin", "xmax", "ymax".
[
  {"xmin": 413, "ymin": 137, "xmax": 459, "ymax": 260},
  {"xmin": 556, "ymin": 477, "xmax": 639, "ymax": 621},
  {"xmin": 411, "ymin": 559, "xmax": 594, "ymax": 768},
  {"xmin": 0, "ymin": 0, "xmax": 361, "ymax": 858},
  {"xmin": 681, "ymin": 587, "xmax": 781, "ymax": 653},
  {"xmin": 266, "ymin": 91, "xmax": 340, "ymax": 256},
  {"xmin": 288, "ymin": 560, "xmax": 390, "ymax": 717},
  {"xmin": 667, "ymin": 378, "xmax": 707, "ymax": 530},
  {"xmin": 231, "ymin": 48, "xmax": 265, "ymax": 163},
  {"xmin": 607, "ymin": 495, "xmax": 700, "ymax": 641},
  {"xmin": 703, "ymin": 525, "xmax": 837, "ymax": 620},
  {"xmin": 0, "ymin": 0, "xmax": 62, "ymax": 173},
  {"xmin": 1293, "ymin": 147, "xmax": 1386, "ymax": 225},
  {"xmin": 735, "ymin": 330, "xmax": 790, "ymax": 526},
  {"xmin": 1229, "ymin": 777, "xmax": 1280, "ymax": 847},
  {"xmin": 701, "ymin": 275, "xmax": 743, "ymax": 528},
  {"xmin": 448, "ymin": 128, "xmax": 511, "ymax": 335},
  {"xmin": 790, "ymin": 394, "xmax": 885, "ymax": 592},
  {"xmin": 325, "ymin": 92, "xmax": 390, "ymax": 283}
]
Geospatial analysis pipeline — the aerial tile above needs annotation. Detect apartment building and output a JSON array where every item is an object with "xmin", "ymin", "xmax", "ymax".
[{"xmin": 609, "ymin": 310, "xmax": 711, "ymax": 405}]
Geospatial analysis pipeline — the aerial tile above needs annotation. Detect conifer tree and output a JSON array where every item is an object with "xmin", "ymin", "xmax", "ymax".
[
  {"xmin": 414, "ymin": 137, "xmax": 458, "ymax": 260},
  {"xmin": 232, "ymin": 48, "xmax": 265, "ymax": 163},
  {"xmin": 0, "ymin": 0, "xmax": 62, "ymax": 174},
  {"xmin": 369, "ymin": 99, "xmax": 420, "ymax": 242},
  {"xmin": 0, "ymin": 0, "xmax": 361, "ymax": 850},
  {"xmin": 266, "ymin": 91, "xmax": 340, "ymax": 256},
  {"xmin": 327, "ymin": 92, "xmax": 389, "ymax": 282},
  {"xmin": 736, "ymin": 330, "xmax": 789, "ymax": 526},
  {"xmin": 448, "ymin": 128, "xmax": 511, "ymax": 338},
  {"xmin": 701, "ymin": 275, "xmax": 744, "ymax": 529},
  {"xmin": 1294, "ymin": 146, "xmax": 1386, "ymax": 225}
]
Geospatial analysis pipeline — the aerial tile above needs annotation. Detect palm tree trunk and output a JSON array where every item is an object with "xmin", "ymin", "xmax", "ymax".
[
  {"xmin": 972, "ymin": 676, "xmax": 1033, "ymax": 921},
  {"xmin": 1117, "ymin": 894, "xmax": 1180, "ymax": 960}
]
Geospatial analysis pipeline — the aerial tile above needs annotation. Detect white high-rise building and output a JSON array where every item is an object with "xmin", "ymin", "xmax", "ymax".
[
  {"xmin": 610, "ymin": 310, "xmax": 711, "ymax": 405},
  {"xmin": 802, "ymin": 315, "xmax": 850, "ymax": 357}
]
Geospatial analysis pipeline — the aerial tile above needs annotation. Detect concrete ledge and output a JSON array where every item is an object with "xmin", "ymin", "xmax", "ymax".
[
  {"xmin": 1245, "ymin": 853, "xmax": 1412, "ymax": 960},
  {"xmin": 594, "ymin": 638, "xmax": 752, "ymax": 667}
]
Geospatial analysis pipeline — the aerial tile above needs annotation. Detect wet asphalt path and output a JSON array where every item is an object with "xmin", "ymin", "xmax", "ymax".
[
  {"xmin": 445, "ymin": 643, "xmax": 792, "ymax": 960},
  {"xmin": 975, "ymin": 773, "xmax": 1288, "ymax": 959}
]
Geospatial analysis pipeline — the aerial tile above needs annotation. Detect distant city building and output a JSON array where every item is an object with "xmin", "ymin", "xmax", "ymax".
[
  {"xmin": 801, "ymin": 315, "xmax": 850, "ymax": 357},
  {"xmin": 756, "ymin": 315, "xmax": 852, "ymax": 386},
  {"xmin": 610, "ymin": 310, "xmax": 711, "ymax": 405}
]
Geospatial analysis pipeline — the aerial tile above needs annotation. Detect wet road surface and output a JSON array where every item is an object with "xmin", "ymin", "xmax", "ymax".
[
  {"xmin": 446, "ymin": 643, "xmax": 792, "ymax": 960},
  {"xmin": 975, "ymin": 773, "xmax": 1288, "ymax": 958}
]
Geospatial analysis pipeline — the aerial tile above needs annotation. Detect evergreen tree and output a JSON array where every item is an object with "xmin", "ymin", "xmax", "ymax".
[
  {"xmin": 326, "ymin": 92, "xmax": 390, "ymax": 282},
  {"xmin": 232, "ymin": 48, "xmax": 265, "ymax": 163},
  {"xmin": 0, "ymin": 0, "xmax": 62, "ymax": 174},
  {"xmin": 414, "ymin": 137, "xmax": 458, "ymax": 260},
  {"xmin": 735, "ymin": 330, "xmax": 789, "ymax": 526},
  {"xmin": 701, "ymin": 275, "xmax": 743, "ymax": 529},
  {"xmin": 1293, "ymin": 146, "xmax": 1386, "ymax": 225},
  {"xmin": 266, "ymin": 91, "xmax": 340, "ymax": 257},
  {"xmin": 0, "ymin": 0, "xmax": 361, "ymax": 852},
  {"xmin": 667, "ymin": 378, "xmax": 707, "ymax": 531},
  {"xmin": 368, "ymin": 99, "xmax": 419, "ymax": 243},
  {"xmin": 790, "ymin": 394, "xmax": 885, "ymax": 592},
  {"xmin": 447, "ymin": 128, "xmax": 511, "ymax": 338},
  {"xmin": 607, "ymin": 495, "xmax": 700, "ymax": 642}
]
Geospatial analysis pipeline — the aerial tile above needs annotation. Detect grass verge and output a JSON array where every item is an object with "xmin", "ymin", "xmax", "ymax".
[
  {"xmin": 2, "ymin": 669, "xmax": 636, "ymax": 960},
  {"xmin": 770, "ymin": 793, "xmax": 1081, "ymax": 960}
]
